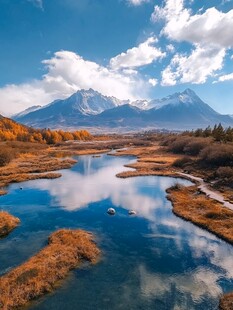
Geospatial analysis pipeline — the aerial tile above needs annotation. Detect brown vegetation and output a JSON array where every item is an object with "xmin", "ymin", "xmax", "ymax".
[
  {"xmin": 158, "ymin": 132, "xmax": 233, "ymax": 194},
  {"xmin": 166, "ymin": 185, "xmax": 233, "ymax": 244},
  {"xmin": 0, "ymin": 229, "xmax": 100, "ymax": 309},
  {"xmin": 0, "ymin": 150, "xmax": 77, "ymax": 195},
  {"xmin": 0, "ymin": 189, "xmax": 7, "ymax": 196},
  {"xmin": 0, "ymin": 211, "xmax": 20, "ymax": 238},
  {"xmin": 219, "ymin": 292, "xmax": 233, "ymax": 310},
  {"xmin": 113, "ymin": 145, "xmax": 183, "ymax": 179}
]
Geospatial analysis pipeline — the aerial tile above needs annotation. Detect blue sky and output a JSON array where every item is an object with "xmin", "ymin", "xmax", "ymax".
[{"xmin": 0, "ymin": 0, "xmax": 233, "ymax": 115}]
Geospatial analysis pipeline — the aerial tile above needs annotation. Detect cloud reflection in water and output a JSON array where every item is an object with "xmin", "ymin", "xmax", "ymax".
[{"xmin": 19, "ymin": 155, "xmax": 233, "ymax": 307}]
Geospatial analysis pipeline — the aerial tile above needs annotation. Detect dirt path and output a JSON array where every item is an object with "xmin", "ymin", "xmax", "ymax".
[{"xmin": 179, "ymin": 173, "xmax": 233, "ymax": 210}]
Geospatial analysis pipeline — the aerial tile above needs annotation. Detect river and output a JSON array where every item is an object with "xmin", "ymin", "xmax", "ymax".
[{"xmin": 0, "ymin": 154, "xmax": 233, "ymax": 310}]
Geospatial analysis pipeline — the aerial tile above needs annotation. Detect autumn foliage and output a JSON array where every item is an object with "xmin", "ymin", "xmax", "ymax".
[{"xmin": 0, "ymin": 117, "xmax": 92, "ymax": 144}]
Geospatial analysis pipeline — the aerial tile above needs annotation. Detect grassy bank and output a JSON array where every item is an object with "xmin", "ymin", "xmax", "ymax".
[
  {"xmin": 165, "ymin": 184, "xmax": 233, "ymax": 309},
  {"xmin": 114, "ymin": 145, "xmax": 183, "ymax": 179},
  {"xmin": 220, "ymin": 292, "xmax": 233, "ymax": 310},
  {"xmin": 166, "ymin": 184, "xmax": 233, "ymax": 244},
  {"xmin": 0, "ymin": 229, "xmax": 100, "ymax": 309},
  {"xmin": 0, "ymin": 152, "xmax": 77, "ymax": 195},
  {"xmin": 0, "ymin": 211, "xmax": 20, "ymax": 238}
]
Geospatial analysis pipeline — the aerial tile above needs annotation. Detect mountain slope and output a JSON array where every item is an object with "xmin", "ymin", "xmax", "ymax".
[
  {"xmin": 15, "ymin": 89, "xmax": 122, "ymax": 127},
  {"xmin": 144, "ymin": 89, "xmax": 232, "ymax": 128},
  {"xmin": 14, "ymin": 88, "xmax": 233, "ymax": 130}
]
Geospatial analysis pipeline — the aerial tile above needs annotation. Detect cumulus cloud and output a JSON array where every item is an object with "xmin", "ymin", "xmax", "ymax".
[
  {"xmin": 166, "ymin": 44, "xmax": 175, "ymax": 53},
  {"xmin": 161, "ymin": 45, "xmax": 225, "ymax": 86},
  {"xmin": 151, "ymin": 0, "xmax": 233, "ymax": 48},
  {"xmin": 0, "ymin": 51, "xmax": 150, "ymax": 116},
  {"xmin": 127, "ymin": 0, "xmax": 150, "ymax": 6},
  {"xmin": 110, "ymin": 37, "xmax": 166, "ymax": 70},
  {"xmin": 151, "ymin": 0, "xmax": 232, "ymax": 85},
  {"xmin": 148, "ymin": 78, "xmax": 158, "ymax": 86},
  {"xmin": 217, "ymin": 72, "xmax": 233, "ymax": 82}
]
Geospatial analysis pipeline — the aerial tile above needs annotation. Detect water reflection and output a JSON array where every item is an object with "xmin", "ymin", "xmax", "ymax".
[
  {"xmin": 1, "ymin": 154, "xmax": 233, "ymax": 310},
  {"xmin": 21, "ymin": 156, "xmax": 179, "ymax": 221},
  {"xmin": 139, "ymin": 264, "xmax": 221, "ymax": 308}
]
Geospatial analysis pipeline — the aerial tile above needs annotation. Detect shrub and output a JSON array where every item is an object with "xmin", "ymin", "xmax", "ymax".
[
  {"xmin": 200, "ymin": 144, "xmax": 233, "ymax": 167},
  {"xmin": 0, "ymin": 147, "xmax": 14, "ymax": 166},
  {"xmin": 216, "ymin": 166, "xmax": 233, "ymax": 179},
  {"xmin": 173, "ymin": 156, "xmax": 193, "ymax": 168},
  {"xmin": 167, "ymin": 136, "xmax": 191, "ymax": 154},
  {"xmin": 159, "ymin": 134, "xmax": 177, "ymax": 146},
  {"xmin": 183, "ymin": 138, "xmax": 211, "ymax": 156}
]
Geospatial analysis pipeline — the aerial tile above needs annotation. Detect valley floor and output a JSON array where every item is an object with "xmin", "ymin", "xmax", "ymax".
[{"xmin": 0, "ymin": 134, "xmax": 232, "ymax": 309}]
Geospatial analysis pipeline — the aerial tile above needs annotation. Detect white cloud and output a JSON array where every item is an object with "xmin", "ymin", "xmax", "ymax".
[
  {"xmin": 127, "ymin": 0, "xmax": 150, "ymax": 6},
  {"xmin": 110, "ymin": 37, "xmax": 166, "ymax": 70},
  {"xmin": 151, "ymin": 0, "xmax": 233, "ymax": 86},
  {"xmin": 0, "ymin": 51, "xmax": 149, "ymax": 116},
  {"xmin": 217, "ymin": 73, "xmax": 233, "ymax": 82},
  {"xmin": 151, "ymin": 0, "xmax": 233, "ymax": 49},
  {"xmin": 161, "ymin": 44, "xmax": 225, "ymax": 86},
  {"xmin": 166, "ymin": 44, "xmax": 175, "ymax": 53},
  {"xmin": 27, "ymin": 0, "xmax": 44, "ymax": 10},
  {"xmin": 148, "ymin": 78, "xmax": 158, "ymax": 86}
]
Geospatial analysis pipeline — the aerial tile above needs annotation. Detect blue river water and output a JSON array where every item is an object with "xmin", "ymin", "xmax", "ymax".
[{"xmin": 0, "ymin": 154, "xmax": 233, "ymax": 310}]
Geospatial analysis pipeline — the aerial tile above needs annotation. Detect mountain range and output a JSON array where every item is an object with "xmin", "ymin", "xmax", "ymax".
[{"xmin": 14, "ymin": 88, "xmax": 233, "ymax": 131}]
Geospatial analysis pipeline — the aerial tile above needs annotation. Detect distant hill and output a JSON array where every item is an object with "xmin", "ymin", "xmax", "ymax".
[{"xmin": 14, "ymin": 88, "xmax": 233, "ymax": 131}]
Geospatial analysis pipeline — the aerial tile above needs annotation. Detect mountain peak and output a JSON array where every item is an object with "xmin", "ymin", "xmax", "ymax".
[
  {"xmin": 14, "ymin": 88, "xmax": 233, "ymax": 130},
  {"xmin": 182, "ymin": 88, "xmax": 197, "ymax": 97}
]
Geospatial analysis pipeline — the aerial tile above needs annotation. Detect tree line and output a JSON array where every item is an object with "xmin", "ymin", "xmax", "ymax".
[
  {"xmin": 0, "ymin": 117, "xmax": 92, "ymax": 144},
  {"xmin": 184, "ymin": 123, "xmax": 233, "ymax": 142}
]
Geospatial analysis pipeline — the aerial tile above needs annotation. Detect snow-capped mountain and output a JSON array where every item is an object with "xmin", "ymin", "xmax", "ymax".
[
  {"xmin": 131, "ymin": 99, "xmax": 150, "ymax": 110},
  {"xmin": 14, "ymin": 88, "xmax": 124, "ymax": 127},
  {"xmin": 14, "ymin": 105, "xmax": 42, "ymax": 118},
  {"xmin": 60, "ymin": 88, "xmax": 123, "ymax": 115},
  {"xmin": 14, "ymin": 88, "xmax": 233, "ymax": 130},
  {"xmin": 147, "ymin": 88, "xmax": 203, "ymax": 110}
]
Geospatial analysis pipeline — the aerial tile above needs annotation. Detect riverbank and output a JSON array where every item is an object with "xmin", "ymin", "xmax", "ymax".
[
  {"xmin": 113, "ymin": 142, "xmax": 233, "ymax": 308},
  {"xmin": 0, "ymin": 152, "xmax": 77, "ymax": 195},
  {"xmin": 166, "ymin": 184, "xmax": 233, "ymax": 244},
  {"xmin": 220, "ymin": 292, "xmax": 233, "ymax": 310},
  {"xmin": 166, "ymin": 182, "xmax": 233, "ymax": 310},
  {"xmin": 0, "ymin": 135, "xmax": 232, "ymax": 309},
  {"xmin": 0, "ymin": 229, "xmax": 100, "ymax": 309},
  {"xmin": 0, "ymin": 135, "xmax": 151, "ymax": 196},
  {"xmin": 0, "ymin": 211, "xmax": 20, "ymax": 238}
]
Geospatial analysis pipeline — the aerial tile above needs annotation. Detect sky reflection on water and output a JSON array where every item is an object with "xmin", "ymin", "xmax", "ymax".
[{"xmin": 1, "ymin": 154, "xmax": 233, "ymax": 310}]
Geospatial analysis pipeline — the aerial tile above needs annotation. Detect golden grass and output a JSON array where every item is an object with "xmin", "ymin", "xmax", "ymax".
[
  {"xmin": 113, "ymin": 145, "xmax": 182, "ymax": 180},
  {"xmin": 72, "ymin": 149, "xmax": 109, "ymax": 155},
  {"xmin": 0, "ymin": 229, "xmax": 100, "ymax": 309},
  {"xmin": 0, "ymin": 211, "xmax": 20, "ymax": 238},
  {"xmin": 222, "ymin": 190, "xmax": 233, "ymax": 204},
  {"xmin": 113, "ymin": 145, "xmax": 160, "ymax": 158},
  {"xmin": 0, "ymin": 189, "xmax": 7, "ymax": 196},
  {"xmin": 167, "ymin": 185, "xmax": 233, "ymax": 244},
  {"xmin": 0, "ymin": 154, "xmax": 77, "ymax": 194},
  {"xmin": 117, "ymin": 169, "xmax": 178, "ymax": 179},
  {"xmin": 219, "ymin": 292, "xmax": 233, "ymax": 310},
  {"xmin": 49, "ymin": 148, "xmax": 109, "ymax": 158},
  {"xmin": 116, "ymin": 154, "xmax": 180, "ymax": 179},
  {"xmin": 166, "ymin": 184, "xmax": 233, "ymax": 308}
]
